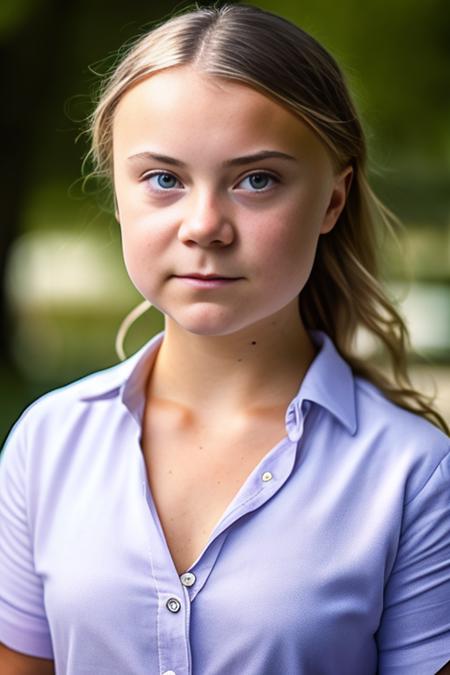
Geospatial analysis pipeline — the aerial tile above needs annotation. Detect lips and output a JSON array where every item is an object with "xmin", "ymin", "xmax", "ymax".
[
  {"xmin": 171, "ymin": 273, "xmax": 243, "ymax": 288},
  {"xmin": 174, "ymin": 273, "xmax": 241, "ymax": 280}
]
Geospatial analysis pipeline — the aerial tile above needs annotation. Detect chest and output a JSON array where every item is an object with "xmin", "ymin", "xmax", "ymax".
[{"xmin": 140, "ymin": 403, "xmax": 288, "ymax": 574}]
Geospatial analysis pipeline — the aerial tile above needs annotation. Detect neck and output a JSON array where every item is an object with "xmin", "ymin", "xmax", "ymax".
[{"xmin": 146, "ymin": 308, "xmax": 316, "ymax": 417}]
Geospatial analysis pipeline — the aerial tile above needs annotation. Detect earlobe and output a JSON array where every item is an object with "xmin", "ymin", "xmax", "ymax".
[{"xmin": 320, "ymin": 165, "xmax": 353, "ymax": 234}]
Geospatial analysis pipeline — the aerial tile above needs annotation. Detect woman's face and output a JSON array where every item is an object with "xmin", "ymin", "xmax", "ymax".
[{"xmin": 112, "ymin": 66, "xmax": 351, "ymax": 337}]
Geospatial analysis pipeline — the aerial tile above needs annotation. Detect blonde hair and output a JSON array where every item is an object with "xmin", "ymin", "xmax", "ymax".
[{"xmin": 86, "ymin": 2, "xmax": 448, "ymax": 432}]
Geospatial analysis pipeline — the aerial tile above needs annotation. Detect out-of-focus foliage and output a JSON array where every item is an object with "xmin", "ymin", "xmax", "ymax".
[{"xmin": 0, "ymin": 0, "xmax": 40, "ymax": 37}]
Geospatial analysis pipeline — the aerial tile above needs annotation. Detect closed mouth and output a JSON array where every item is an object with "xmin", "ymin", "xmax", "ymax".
[{"xmin": 174, "ymin": 273, "xmax": 242, "ymax": 280}]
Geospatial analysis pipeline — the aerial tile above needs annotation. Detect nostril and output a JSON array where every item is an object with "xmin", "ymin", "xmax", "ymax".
[{"xmin": 177, "ymin": 219, "xmax": 234, "ymax": 247}]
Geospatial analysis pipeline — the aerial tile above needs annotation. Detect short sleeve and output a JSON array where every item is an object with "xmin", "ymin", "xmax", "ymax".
[
  {"xmin": 376, "ymin": 447, "xmax": 450, "ymax": 674},
  {"xmin": 0, "ymin": 416, "xmax": 54, "ymax": 658}
]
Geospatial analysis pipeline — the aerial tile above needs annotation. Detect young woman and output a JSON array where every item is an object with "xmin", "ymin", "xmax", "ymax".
[{"xmin": 0, "ymin": 4, "xmax": 449, "ymax": 674}]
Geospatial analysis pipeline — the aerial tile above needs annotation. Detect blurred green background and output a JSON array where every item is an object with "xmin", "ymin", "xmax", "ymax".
[{"xmin": 1, "ymin": 0, "xmax": 449, "ymax": 445}]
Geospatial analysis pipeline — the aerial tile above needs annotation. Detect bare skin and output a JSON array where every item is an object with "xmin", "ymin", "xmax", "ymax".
[
  {"xmin": 0, "ymin": 643, "xmax": 55, "ymax": 674},
  {"xmin": 141, "ymin": 308, "xmax": 315, "ymax": 572}
]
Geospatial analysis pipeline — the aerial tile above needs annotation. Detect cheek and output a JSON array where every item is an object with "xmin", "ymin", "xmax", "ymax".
[
  {"xmin": 270, "ymin": 237, "xmax": 319, "ymax": 296},
  {"xmin": 252, "ymin": 204, "xmax": 322, "ymax": 281},
  {"xmin": 119, "ymin": 203, "xmax": 173, "ymax": 256},
  {"xmin": 115, "ymin": 178, "xmax": 173, "ymax": 255},
  {"xmin": 120, "ymin": 239, "xmax": 148, "ymax": 296},
  {"xmin": 119, "ymin": 218, "xmax": 169, "ymax": 295}
]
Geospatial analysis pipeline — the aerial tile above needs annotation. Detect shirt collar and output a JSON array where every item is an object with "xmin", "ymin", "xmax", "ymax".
[
  {"xmin": 78, "ymin": 331, "xmax": 165, "ymax": 403},
  {"xmin": 284, "ymin": 330, "xmax": 357, "ymax": 441},
  {"xmin": 78, "ymin": 329, "xmax": 357, "ymax": 438}
]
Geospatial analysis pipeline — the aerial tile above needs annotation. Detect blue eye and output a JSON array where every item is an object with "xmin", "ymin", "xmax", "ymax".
[
  {"xmin": 237, "ymin": 172, "xmax": 278, "ymax": 191},
  {"xmin": 145, "ymin": 172, "xmax": 181, "ymax": 191},
  {"xmin": 143, "ymin": 170, "xmax": 278, "ymax": 193}
]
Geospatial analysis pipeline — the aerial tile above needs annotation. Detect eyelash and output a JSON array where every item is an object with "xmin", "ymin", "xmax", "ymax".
[{"xmin": 141, "ymin": 170, "xmax": 280, "ymax": 194}]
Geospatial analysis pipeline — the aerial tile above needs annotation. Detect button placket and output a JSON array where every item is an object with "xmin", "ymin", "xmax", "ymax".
[
  {"xmin": 158, "ymin": 592, "xmax": 190, "ymax": 674},
  {"xmin": 142, "ymin": 465, "xmax": 192, "ymax": 675}
]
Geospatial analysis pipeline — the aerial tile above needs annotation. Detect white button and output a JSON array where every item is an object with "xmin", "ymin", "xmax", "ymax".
[
  {"xmin": 162, "ymin": 671, "xmax": 176, "ymax": 675},
  {"xmin": 166, "ymin": 597, "xmax": 181, "ymax": 613},
  {"xmin": 262, "ymin": 471, "xmax": 273, "ymax": 482},
  {"xmin": 180, "ymin": 572, "xmax": 196, "ymax": 587}
]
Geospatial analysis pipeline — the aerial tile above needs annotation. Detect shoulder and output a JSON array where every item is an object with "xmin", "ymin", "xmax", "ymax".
[
  {"xmin": 2, "ymin": 359, "xmax": 129, "ymax": 453},
  {"xmin": 4, "ymin": 331, "xmax": 164, "ymax": 443},
  {"xmin": 352, "ymin": 375, "xmax": 449, "ymax": 499},
  {"xmin": 354, "ymin": 374, "xmax": 448, "ymax": 447},
  {"xmin": 0, "ymin": 360, "xmax": 135, "ymax": 520}
]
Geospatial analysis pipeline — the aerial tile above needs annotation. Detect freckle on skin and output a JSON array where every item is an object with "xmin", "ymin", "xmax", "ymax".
[
  {"xmin": 251, "ymin": 341, "xmax": 256, "ymax": 345},
  {"xmin": 237, "ymin": 358, "xmax": 243, "ymax": 362}
]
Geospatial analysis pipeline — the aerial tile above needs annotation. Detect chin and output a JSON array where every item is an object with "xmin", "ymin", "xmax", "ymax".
[
  {"xmin": 165, "ymin": 306, "xmax": 255, "ymax": 338},
  {"xmin": 172, "ymin": 319, "xmax": 245, "ymax": 338}
]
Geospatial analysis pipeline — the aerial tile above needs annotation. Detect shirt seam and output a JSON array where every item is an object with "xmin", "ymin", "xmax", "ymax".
[
  {"xmin": 7, "ymin": 418, "xmax": 53, "ymax": 655},
  {"xmin": 183, "ymin": 585, "xmax": 192, "ymax": 675},
  {"xmin": 405, "ymin": 445, "xmax": 450, "ymax": 506},
  {"xmin": 219, "ymin": 484, "xmax": 267, "ymax": 527},
  {"xmin": 22, "ymin": 421, "xmax": 37, "ymax": 567}
]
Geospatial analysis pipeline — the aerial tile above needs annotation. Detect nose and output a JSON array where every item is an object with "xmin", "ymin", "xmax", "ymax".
[{"xmin": 177, "ymin": 190, "xmax": 235, "ymax": 248}]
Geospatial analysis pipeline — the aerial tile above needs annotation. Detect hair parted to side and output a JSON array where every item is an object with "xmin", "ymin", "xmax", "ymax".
[{"xmin": 86, "ymin": 2, "xmax": 448, "ymax": 432}]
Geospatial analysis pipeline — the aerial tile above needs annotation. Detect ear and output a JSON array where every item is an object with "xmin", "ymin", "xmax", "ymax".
[{"xmin": 320, "ymin": 165, "xmax": 353, "ymax": 234}]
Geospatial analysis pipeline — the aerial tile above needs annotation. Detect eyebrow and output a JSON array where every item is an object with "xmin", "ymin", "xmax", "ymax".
[{"xmin": 127, "ymin": 150, "xmax": 297, "ymax": 168}]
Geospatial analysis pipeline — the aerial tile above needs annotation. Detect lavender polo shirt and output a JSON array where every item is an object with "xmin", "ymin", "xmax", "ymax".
[{"xmin": 1, "ymin": 330, "xmax": 449, "ymax": 674}]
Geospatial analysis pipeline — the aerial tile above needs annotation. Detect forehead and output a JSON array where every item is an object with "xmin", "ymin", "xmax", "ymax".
[{"xmin": 112, "ymin": 66, "xmax": 329, "ymax": 165}]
